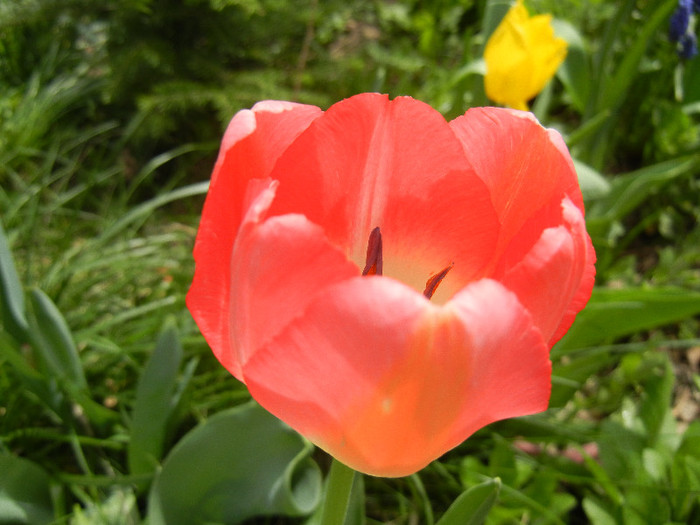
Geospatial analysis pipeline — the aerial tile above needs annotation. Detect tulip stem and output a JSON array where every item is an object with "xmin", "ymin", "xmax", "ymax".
[{"xmin": 320, "ymin": 459, "xmax": 358, "ymax": 525}]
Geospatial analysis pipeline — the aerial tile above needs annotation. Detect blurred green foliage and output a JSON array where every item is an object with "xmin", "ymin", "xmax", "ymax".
[{"xmin": 1, "ymin": 0, "xmax": 699, "ymax": 523}]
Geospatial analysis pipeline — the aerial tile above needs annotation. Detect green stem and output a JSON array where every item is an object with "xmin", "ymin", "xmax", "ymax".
[{"xmin": 320, "ymin": 459, "xmax": 357, "ymax": 525}]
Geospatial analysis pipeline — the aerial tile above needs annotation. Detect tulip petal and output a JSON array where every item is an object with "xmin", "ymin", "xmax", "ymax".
[
  {"xmin": 450, "ymin": 108, "xmax": 583, "ymax": 257},
  {"xmin": 527, "ymin": 15, "xmax": 567, "ymax": 94},
  {"xmin": 243, "ymin": 277, "xmax": 550, "ymax": 477},
  {"xmin": 484, "ymin": 1, "xmax": 533, "ymax": 110},
  {"xmin": 266, "ymin": 93, "xmax": 500, "ymax": 302},
  {"xmin": 187, "ymin": 102, "xmax": 322, "ymax": 379},
  {"xmin": 548, "ymin": 199, "xmax": 596, "ymax": 344},
  {"xmin": 501, "ymin": 198, "xmax": 595, "ymax": 344},
  {"xmin": 231, "ymin": 210, "xmax": 359, "ymax": 379},
  {"xmin": 483, "ymin": 0, "xmax": 567, "ymax": 110}
]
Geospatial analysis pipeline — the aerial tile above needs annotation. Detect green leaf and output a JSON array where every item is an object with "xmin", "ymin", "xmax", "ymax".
[
  {"xmin": 586, "ymin": 155, "xmax": 697, "ymax": 239},
  {"xmin": 147, "ymin": 402, "xmax": 322, "ymax": 525},
  {"xmin": 555, "ymin": 287, "xmax": 700, "ymax": 353},
  {"xmin": 498, "ymin": 482, "xmax": 567, "ymax": 524},
  {"xmin": 488, "ymin": 438, "xmax": 517, "ymax": 487},
  {"xmin": 70, "ymin": 488, "xmax": 139, "ymax": 525},
  {"xmin": 27, "ymin": 288, "xmax": 87, "ymax": 391},
  {"xmin": 124, "ymin": 143, "xmax": 213, "ymax": 202},
  {"xmin": 305, "ymin": 469, "xmax": 365, "ymax": 525},
  {"xmin": 24, "ymin": 288, "xmax": 116, "ymax": 426},
  {"xmin": 638, "ymin": 354, "xmax": 674, "ymax": 445},
  {"xmin": 597, "ymin": 420, "xmax": 646, "ymax": 482},
  {"xmin": 128, "ymin": 319, "xmax": 184, "ymax": 485},
  {"xmin": 553, "ymin": 19, "xmax": 590, "ymax": 113},
  {"xmin": 98, "ymin": 181, "xmax": 209, "ymax": 244},
  {"xmin": 579, "ymin": 445, "xmax": 624, "ymax": 507},
  {"xmin": 642, "ymin": 448, "xmax": 667, "ymax": 482},
  {"xmin": 314, "ymin": 460, "xmax": 362, "ymax": 525},
  {"xmin": 497, "ymin": 412, "xmax": 597, "ymax": 444},
  {"xmin": 436, "ymin": 478, "xmax": 501, "ymax": 525},
  {"xmin": 0, "ymin": 453, "xmax": 53, "ymax": 525},
  {"xmin": 573, "ymin": 159, "xmax": 611, "ymax": 202},
  {"xmin": 0, "ymin": 330, "xmax": 57, "ymax": 415},
  {"xmin": 567, "ymin": 110, "xmax": 611, "ymax": 148},
  {"xmin": 671, "ymin": 443, "xmax": 700, "ymax": 520},
  {"xmin": 582, "ymin": 496, "xmax": 618, "ymax": 525},
  {"xmin": 481, "ymin": 0, "xmax": 511, "ymax": 44},
  {"xmin": 597, "ymin": 0, "xmax": 677, "ymax": 113},
  {"xmin": 0, "ymin": 219, "xmax": 28, "ymax": 341},
  {"xmin": 550, "ymin": 348, "xmax": 622, "ymax": 407}
]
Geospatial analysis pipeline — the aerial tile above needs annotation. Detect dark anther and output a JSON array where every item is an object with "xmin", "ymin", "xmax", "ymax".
[
  {"xmin": 363, "ymin": 227, "xmax": 452, "ymax": 299},
  {"xmin": 362, "ymin": 227, "xmax": 383, "ymax": 276},
  {"xmin": 423, "ymin": 262, "xmax": 454, "ymax": 299}
]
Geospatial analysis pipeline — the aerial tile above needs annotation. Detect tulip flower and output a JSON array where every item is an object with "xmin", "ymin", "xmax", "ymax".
[
  {"xmin": 187, "ymin": 93, "xmax": 595, "ymax": 477},
  {"xmin": 484, "ymin": 0, "xmax": 568, "ymax": 110}
]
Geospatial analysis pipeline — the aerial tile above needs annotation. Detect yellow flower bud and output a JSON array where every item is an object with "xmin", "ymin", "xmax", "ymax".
[{"xmin": 484, "ymin": 0, "xmax": 568, "ymax": 111}]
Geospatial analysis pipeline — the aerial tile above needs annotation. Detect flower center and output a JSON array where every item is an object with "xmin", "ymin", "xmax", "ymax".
[{"xmin": 362, "ymin": 227, "xmax": 453, "ymax": 299}]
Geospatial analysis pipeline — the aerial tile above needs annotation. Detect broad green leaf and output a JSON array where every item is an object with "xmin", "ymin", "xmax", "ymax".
[
  {"xmin": 0, "ymin": 453, "xmax": 53, "ymax": 525},
  {"xmin": 671, "ymin": 449, "xmax": 700, "ymax": 520},
  {"xmin": 579, "ymin": 446, "xmax": 624, "ymax": 506},
  {"xmin": 436, "ymin": 478, "xmax": 501, "ymax": 525},
  {"xmin": 572, "ymin": 159, "xmax": 610, "ymax": 201},
  {"xmin": 555, "ymin": 287, "xmax": 700, "ymax": 353},
  {"xmin": 553, "ymin": 19, "xmax": 589, "ymax": 113},
  {"xmin": 597, "ymin": 420, "xmax": 646, "ymax": 482},
  {"xmin": 0, "ymin": 220, "xmax": 28, "ymax": 341},
  {"xmin": 624, "ymin": 482, "xmax": 671, "ymax": 524},
  {"xmin": 452, "ymin": 59, "xmax": 486, "ymax": 83},
  {"xmin": 642, "ymin": 448, "xmax": 666, "ymax": 482},
  {"xmin": 27, "ymin": 288, "xmax": 87, "ymax": 391},
  {"xmin": 148, "ymin": 402, "xmax": 322, "ymax": 525},
  {"xmin": 586, "ymin": 155, "xmax": 697, "ymax": 238},
  {"xmin": 677, "ymin": 420, "xmax": 700, "ymax": 461},
  {"xmin": 582, "ymin": 496, "xmax": 617, "ymax": 525},
  {"xmin": 488, "ymin": 438, "xmax": 517, "ymax": 487},
  {"xmin": 638, "ymin": 354, "xmax": 674, "ymax": 445},
  {"xmin": 25, "ymin": 288, "xmax": 116, "ymax": 426},
  {"xmin": 128, "ymin": 320, "xmax": 183, "ymax": 484}
]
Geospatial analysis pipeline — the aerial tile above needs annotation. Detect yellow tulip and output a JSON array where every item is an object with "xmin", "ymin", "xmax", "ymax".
[{"xmin": 484, "ymin": 0, "xmax": 567, "ymax": 111}]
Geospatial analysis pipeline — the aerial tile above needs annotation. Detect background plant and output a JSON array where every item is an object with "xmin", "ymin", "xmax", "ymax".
[{"xmin": 1, "ymin": 0, "xmax": 699, "ymax": 523}]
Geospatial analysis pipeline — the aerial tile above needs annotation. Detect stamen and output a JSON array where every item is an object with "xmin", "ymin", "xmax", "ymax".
[
  {"xmin": 423, "ymin": 262, "xmax": 454, "ymax": 299},
  {"xmin": 362, "ymin": 227, "xmax": 383, "ymax": 276},
  {"xmin": 362, "ymin": 228, "xmax": 452, "ymax": 299}
]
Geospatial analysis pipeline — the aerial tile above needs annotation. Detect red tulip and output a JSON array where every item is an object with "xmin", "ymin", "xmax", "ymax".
[{"xmin": 187, "ymin": 93, "xmax": 595, "ymax": 477}]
